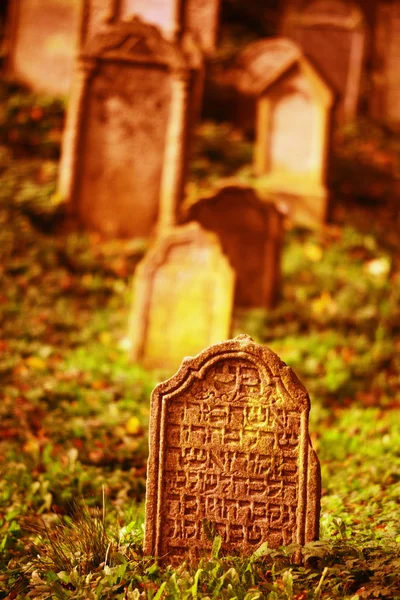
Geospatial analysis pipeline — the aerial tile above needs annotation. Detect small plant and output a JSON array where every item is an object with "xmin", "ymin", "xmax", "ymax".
[{"xmin": 28, "ymin": 493, "xmax": 110, "ymax": 576}]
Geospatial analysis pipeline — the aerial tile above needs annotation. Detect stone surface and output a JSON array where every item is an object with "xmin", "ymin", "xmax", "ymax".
[
  {"xmin": 129, "ymin": 222, "xmax": 235, "ymax": 371},
  {"xmin": 185, "ymin": 185, "xmax": 284, "ymax": 309},
  {"xmin": 80, "ymin": 0, "xmax": 113, "ymax": 45},
  {"xmin": 144, "ymin": 334, "xmax": 321, "ymax": 563},
  {"xmin": 284, "ymin": 0, "xmax": 366, "ymax": 122},
  {"xmin": 57, "ymin": 20, "xmax": 192, "ymax": 238},
  {"xmin": 371, "ymin": 1, "xmax": 400, "ymax": 128},
  {"xmin": 77, "ymin": 62, "xmax": 171, "ymax": 237},
  {"xmin": 4, "ymin": 0, "xmax": 81, "ymax": 95},
  {"xmin": 184, "ymin": 0, "xmax": 220, "ymax": 55},
  {"xmin": 265, "ymin": 70, "xmax": 318, "ymax": 176}
]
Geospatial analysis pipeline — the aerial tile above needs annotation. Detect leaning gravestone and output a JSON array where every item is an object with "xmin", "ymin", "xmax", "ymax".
[
  {"xmin": 144, "ymin": 334, "xmax": 321, "ymax": 563},
  {"xmin": 4, "ymin": 0, "xmax": 81, "ymax": 95},
  {"xmin": 185, "ymin": 185, "xmax": 284, "ymax": 309},
  {"xmin": 129, "ymin": 222, "xmax": 235, "ymax": 371},
  {"xmin": 58, "ymin": 19, "xmax": 193, "ymax": 237}
]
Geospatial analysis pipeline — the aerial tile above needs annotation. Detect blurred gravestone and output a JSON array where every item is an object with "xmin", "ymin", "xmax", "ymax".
[
  {"xmin": 129, "ymin": 222, "xmax": 235, "ymax": 371},
  {"xmin": 4, "ymin": 0, "xmax": 81, "ymax": 95},
  {"xmin": 283, "ymin": 0, "xmax": 366, "ymax": 122},
  {"xmin": 185, "ymin": 185, "xmax": 284, "ymax": 309},
  {"xmin": 230, "ymin": 38, "xmax": 334, "ymax": 227},
  {"xmin": 81, "ymin": 0, "xmax": 219, "ymax": 121},
  {"xmin": 144, "ymin": 334, "xmax": 321, "ymax": 563},
  {"xmin": 58, "ymin": 19, "xmax": 194, "ymax": 238},
  {"xmin": 371, "ymin": 1, "xmax": 400, "ymax": 129}
]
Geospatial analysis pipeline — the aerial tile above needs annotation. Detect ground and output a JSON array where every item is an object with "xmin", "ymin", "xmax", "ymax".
[{"xmin": 0, "ymin": 80, "xmax": 400, "ymax": 599}]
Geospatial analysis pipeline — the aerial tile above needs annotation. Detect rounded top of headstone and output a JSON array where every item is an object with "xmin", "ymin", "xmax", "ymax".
[
  {"xmin": 138, "ymin": 221, "xmax": 231, "ymax": 272},
  {"xmin": 153, "ymin": 335, "xmax": 310, "ymax": 412},
  {"xmin": 229, "ymin": 37, "xmax": 303, "ymax": 95},
  {"xmin": 185, "ymin": 183, "xmax": 283, "ymax": 222}
]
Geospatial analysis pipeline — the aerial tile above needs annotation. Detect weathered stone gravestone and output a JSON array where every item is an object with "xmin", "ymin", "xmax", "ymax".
[
  {"xmin": 129, "ymin": 222, "xmax": 235, "ymax": 371},
  {"xmin": 58, "ymin": 19, "xmax": 194, "ymax": 238},
  {"xmin": 4, "ymin": 0, "xmax": 81, "ymax": 95},
  {"xmin": 144, "ymin": 334, "xmax": 321, "ymax": 563},
  {"xmin": 184, "ymin": 185, "xmax": 284, "ymax": 309},
  {"xmin": 283, "ymin": 0, "xmax": 366, "ymax": 123},
  {"xmin": 231, "ymin": 38, "xmax": 334, "ymax": 228},
  {"xmin": 371, "ymin": 1, "xmax": 400, "ymax": 129},
  {"xmin": 80, "ymin": 0, "xmax": 218, "ymax": 122}
]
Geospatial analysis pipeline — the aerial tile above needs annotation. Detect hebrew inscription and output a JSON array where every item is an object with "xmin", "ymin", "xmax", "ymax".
[{"xmin": 144, "ymin": 335, "xmax": 321, "ymax": 563}]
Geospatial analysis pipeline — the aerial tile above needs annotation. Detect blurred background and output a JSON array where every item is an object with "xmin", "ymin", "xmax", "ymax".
[{"xmin": 0, "ymin": 1, "xmax": 400, "ymax": 598}]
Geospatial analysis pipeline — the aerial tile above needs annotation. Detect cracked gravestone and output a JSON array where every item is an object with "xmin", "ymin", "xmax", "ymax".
[
  {"xmin": 371, "ymin": 1, "xmax": 400, "ymax": 127},
  {"xmin": 144, "ymin": 334, "xmax": 321, "ymax": 563}
]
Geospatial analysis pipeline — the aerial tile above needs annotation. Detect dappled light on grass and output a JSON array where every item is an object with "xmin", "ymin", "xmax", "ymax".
[{"xmin": 0, "ymin": 83, "xmax": 400, "ymax": 598}]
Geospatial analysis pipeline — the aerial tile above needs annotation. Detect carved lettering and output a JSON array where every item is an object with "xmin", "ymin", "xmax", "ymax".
[{"xmin": 144, "ymin": 335, "xmax": 321, "ymax": 563}]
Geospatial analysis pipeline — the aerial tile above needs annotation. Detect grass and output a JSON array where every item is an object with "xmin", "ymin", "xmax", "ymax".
[{"xmin": 0, "ymin": 80, "xmax": 400, "ymax": 599}]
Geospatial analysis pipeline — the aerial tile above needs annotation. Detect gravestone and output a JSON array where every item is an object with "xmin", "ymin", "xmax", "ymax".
[
  {"xmin": 231, "ymin": 38, "xmax": 333, "ymax": 227},
  {"xmin": 58, "ymin": 19, "xmax": 193, "ymax": 237},
  {"xmin": 371, "ymin": 1, "xmax": 400, "ymax": 128},
  {"xmin": 81, "ymin": 0, "xmax": 217, "ymax": 121},
  {"xmin": 283, "ymin": 0, "xmax": 366, "ymax": 122},
  {"xmin": 4, "ymin": 0, "xmax": 81, "ymax": 95},
  {"xmin": 144, "ymin": 334, "xmax": 321, "ymax": 563},
  {"xmin": 185, "ymin": 185, "xmax": 284, "ymax": 309},
  {"xmin": 129, "ymin": 222, "xmax": 235, "ymax": 371}
]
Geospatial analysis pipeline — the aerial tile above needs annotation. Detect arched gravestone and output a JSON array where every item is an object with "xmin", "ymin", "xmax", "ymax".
[
  {"xmin": 58, "ymin": 19, "xmax": 193, "ymax": 238},
  {"xmin": 129, "ymin": 222, "xmax": 235, "ymax": 372},
  {"xmin": 185, "ymin": 185, "xmax": 284, "ymax": 309},
  {"xmin": 144, "ymin": 335, "xmax": 321, "ymax": 563}
]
